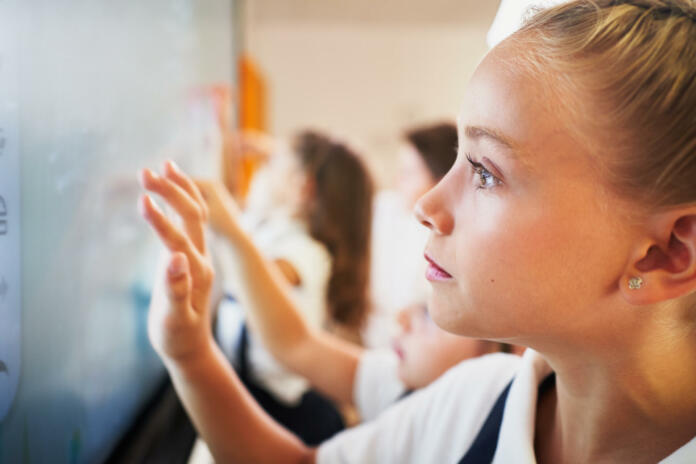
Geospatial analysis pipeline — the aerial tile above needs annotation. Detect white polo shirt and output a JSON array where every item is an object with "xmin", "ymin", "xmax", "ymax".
[
  {"xmin": 317, "ymin": 349, "xmax": 696, "ymax": 463},
  {"xmin": 353, "ymin": 349, "xmax": 408, "ymax": 422}
]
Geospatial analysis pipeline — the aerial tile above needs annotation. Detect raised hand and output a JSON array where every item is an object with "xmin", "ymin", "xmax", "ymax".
[
  {"xmin": 229, "ymin": 130, "xmax": 275, "ymax": 162},
  {"xmin": 139, "ymin": 161, "xmax": 215, "ymax": 364},
  {"xmin": 137, "ymin": 162, "xmax": 316, "ymax": 464}
]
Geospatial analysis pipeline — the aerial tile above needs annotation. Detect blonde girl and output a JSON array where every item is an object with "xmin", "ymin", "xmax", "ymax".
[{"xmin": 139, "ymin": 1, "xmax": 696, "ymax": 462}]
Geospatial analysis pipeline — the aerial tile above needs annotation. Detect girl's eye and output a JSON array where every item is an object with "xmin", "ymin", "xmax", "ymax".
[
  {"xmin": 465, "ymin": 153, "xmax": 501, "ymax": 189},
  {"xmin": 476, "ymin": 168, "xmax": 498, "ymax": 188}
]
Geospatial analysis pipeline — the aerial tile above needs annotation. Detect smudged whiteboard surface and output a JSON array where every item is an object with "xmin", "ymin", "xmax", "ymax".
[
  {"xmin": 0, "ymin": 1, "xmax": 237, "ymax": 463},
  {"xmin": 0, "ymin": 0, "xmax": 21, "ymax": 427}
]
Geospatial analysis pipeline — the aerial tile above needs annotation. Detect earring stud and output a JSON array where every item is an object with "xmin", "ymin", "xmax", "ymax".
[{"xmin": 628, "ymin": 276, "xmax": 644, "ymax": 290}]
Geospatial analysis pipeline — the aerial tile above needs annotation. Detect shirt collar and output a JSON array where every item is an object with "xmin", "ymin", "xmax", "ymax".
[{"xmin": 492, "ymin": 349, "xmax": 696, "ymax": 463}]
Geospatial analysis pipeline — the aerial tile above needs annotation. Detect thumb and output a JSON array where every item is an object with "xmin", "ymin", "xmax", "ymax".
[{"xmin": 166, "ymin": 252, "xmax": 193, "ymax": 318}]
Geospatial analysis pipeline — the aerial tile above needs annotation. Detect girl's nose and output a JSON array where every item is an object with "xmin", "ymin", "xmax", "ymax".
[{"xmin": 414, "ymin": 183, "xmax": 454, "ymax": 236}]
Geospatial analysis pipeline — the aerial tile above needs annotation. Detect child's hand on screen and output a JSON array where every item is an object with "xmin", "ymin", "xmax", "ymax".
[
  {"xmin": 195, "ymin": 179, "xmax": 244, "ymax": 240},
  {"xmin": 229, "ymin": 130, "xmax": 274, "ymax": 162},
  {"xmin": 139, "ymin": 161, "xmax": 215, "ymax": 364}
]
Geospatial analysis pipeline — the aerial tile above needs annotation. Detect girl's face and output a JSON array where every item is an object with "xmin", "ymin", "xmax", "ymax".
[
  {"xmin": 246, "ymin": 141, "xmax": 308, "ymax": 217},
  {"xmin": 393, "ymin": 304, "xmax": 494, "ymax": 389},
  {"xmin": 415, "ymin": 43, "xmax": 640, "ymax": 350}
]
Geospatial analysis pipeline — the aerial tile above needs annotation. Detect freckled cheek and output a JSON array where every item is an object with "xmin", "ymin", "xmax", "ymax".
[
  {"xmin": 450, "ymin": 200, "xmax": 522, "ymax": 284},
  {"xmin": 459, "ymin": 201, "xmax": 605, "ymax": 308},
  {"xmin": 450, "ymin": 200, "xmax": 569, "ymax": 308}
]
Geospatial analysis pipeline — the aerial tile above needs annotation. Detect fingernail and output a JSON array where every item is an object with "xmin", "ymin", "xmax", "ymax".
[
  {"xmin": 138, "ymin": 169, "xmax": 147, "ymax": 187},
  {"xmin": 169, "ymin": 254, "xmax": 187, "ymax": 276},
  {"xmin": 167, "ymin": 160, "xmax": 182, "ymax": 174},
  {"xmin": 140, "ymin": 169, "xmax": 159, "ymax": 187},
  {"xmin": 138, "ymin": 195, "xmax": 149, "ymax": 218},
  {"xmin": 140, "ymin": 195, "xmax": 161, "ymax": 220}
]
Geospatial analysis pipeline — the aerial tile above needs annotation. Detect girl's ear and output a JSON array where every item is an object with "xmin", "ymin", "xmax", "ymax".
[{"xmin": 621, "ymin": 208, "xmax": 696, "ymax": 306}]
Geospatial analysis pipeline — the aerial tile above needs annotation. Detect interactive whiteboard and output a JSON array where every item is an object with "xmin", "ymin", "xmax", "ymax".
[{"xmin": 0, "ymin": 1, "xmax": 237, "ymax": 462}]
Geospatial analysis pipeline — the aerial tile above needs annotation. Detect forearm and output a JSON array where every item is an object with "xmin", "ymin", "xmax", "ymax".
[
  {"xmin": 140, "ymin": 165, "xmax": 316, "ymax": 462},
  {"xmin": 166, "ymin": 342, "xmax": 315, "ymax": 464},
  {"xmin": 291, "ymin": 329, "xmax": 364, "ymax": 404},
  {"xmin": 220, "ymin": 134, "xmax": 245, "ymax": 203},
  {"xmin": 222, "ymin": 219, "xmax": 364, "ymax": 404}
]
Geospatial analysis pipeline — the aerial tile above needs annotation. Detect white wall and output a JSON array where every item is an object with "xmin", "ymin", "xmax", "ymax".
[{"xmin": 243, "ymin": 0, "xmax": 501, "ymax": 186}]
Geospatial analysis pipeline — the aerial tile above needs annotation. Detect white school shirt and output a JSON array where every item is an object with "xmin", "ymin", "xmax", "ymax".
[
  {"xmin": 317, "ymin": 349, "xmax": 696, "ymax": 464},
  {"xmin": 214, "ymin": 213, "xmax": 332, "ymax": 404},
  {"xmin": 353, "ymin": 349, "xmax": 408, "ymax": 422}
]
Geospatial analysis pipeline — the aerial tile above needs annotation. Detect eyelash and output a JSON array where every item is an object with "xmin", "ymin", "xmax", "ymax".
[{"xmin": 465, "ymin": 153, "xmax": 501, "ymax": 190}]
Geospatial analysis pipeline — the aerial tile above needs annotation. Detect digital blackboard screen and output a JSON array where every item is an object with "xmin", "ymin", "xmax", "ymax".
[{"xmin": 0, "ymin": 1, "xmax": 237, "ymax": 462}]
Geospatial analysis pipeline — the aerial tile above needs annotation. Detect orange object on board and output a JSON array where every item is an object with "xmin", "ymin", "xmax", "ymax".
[{"xmin": 236, "ymin": 54, "xmax": 267, "ymax": 199}]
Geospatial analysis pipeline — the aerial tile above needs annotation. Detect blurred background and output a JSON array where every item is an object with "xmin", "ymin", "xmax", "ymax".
[
  {"xmin": 240, "ymin": 0, "xmax": 499, "ymax": 185},
  {"xmin": 0, "ymin": 1, "xmax": 505, "ymax": 462}
]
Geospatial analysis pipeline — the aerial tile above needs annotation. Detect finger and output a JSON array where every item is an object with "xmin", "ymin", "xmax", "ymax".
[
  {"xmin": 163, "ymin": 161, "xmax": 209, "ymax": 221},
  {"xmin": 226, "ymin": 132, "xmax": 245, "ymax": 159},
  {"xmin": 140, "ymin": 194, "xmax": 213, "ymax": 314},
  {"xmin": 165, "ymin": 252, "xmax": 194, "ymax": 320},
  {"xmin": 140, "ymin": 194, "xmax": 205, "ymax": 273},
  {"xmin": 240, "ymin": 131, "xmax": 273, "ymax": 158},
  {"xmin": 141, "ymin": 168, "xmax": 206, "ymax": 254}
]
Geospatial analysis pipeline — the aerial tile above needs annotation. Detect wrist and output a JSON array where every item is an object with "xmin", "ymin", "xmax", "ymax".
[
  {"xmin": 221, "ymin": 218, "xmax": 257, "ymax": 260},
  {"xmin": 220, "ymin": 210, "xmax": 246, "ymax": 244},
  {"xmin": 163, "ymin": 338, "xmax": 218, "ymax": 379}
]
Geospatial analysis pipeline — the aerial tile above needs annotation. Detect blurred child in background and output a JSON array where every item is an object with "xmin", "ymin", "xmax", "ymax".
[
  {"xmin": 206, "ymin": 130, "xmax": 374, "ymax": 445},
  {"xmin": 194, "ymin": 168, "xmax": 513, "ymax": 425}
]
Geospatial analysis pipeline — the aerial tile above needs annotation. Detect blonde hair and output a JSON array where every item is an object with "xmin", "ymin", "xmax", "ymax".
[{"xmin": 512, "ymin": 0, "xmax": 696, "ymax": 209}]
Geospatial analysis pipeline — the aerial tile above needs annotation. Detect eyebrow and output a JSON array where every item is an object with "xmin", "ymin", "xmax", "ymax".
[{"xmin": 463, "ymin": 125, "xmax": 518, "ymax": 150}]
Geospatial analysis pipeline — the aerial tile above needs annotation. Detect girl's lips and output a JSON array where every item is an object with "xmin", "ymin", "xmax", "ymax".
[
  {"xmin": 392, "ymin": 341, "xmax": 405, "ymax": 360},
  {"xmin": 424, "ymin": 253, "xmax": 453, "ymax": 281}
]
